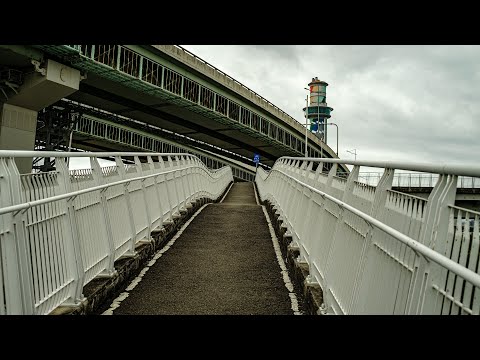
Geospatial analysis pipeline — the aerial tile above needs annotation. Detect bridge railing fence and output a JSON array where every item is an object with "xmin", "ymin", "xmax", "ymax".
[
  {"xmin": 256, "ymin": 157, "xmax": 480, "ymax": 314},
  {"xmin": 0, "ymin": 151, "xmax": 233, "ymax": 315},
  {"xmin": 353, "ymin": 171, "xmax": 480, "ymax": 188}
]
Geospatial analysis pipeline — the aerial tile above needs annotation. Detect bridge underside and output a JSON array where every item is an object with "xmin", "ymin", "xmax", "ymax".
[
  {"xmin": 1, "ymin": 44, "xmax": 345, "ymax": 174},
  {"xmin": 67, "ymin": 77, "xmax": 287, "ymax": 166}
]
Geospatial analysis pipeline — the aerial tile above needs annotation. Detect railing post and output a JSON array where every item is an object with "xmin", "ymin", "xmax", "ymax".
[
  {"xmin": 89, "ymin": 157, "xmax": 117, "ymax": 277},
  {"xmin": 55, "ymin": 157, "xmax": 86, "ymax": 307},
  {"xmin": 160, "ymin": 156, "xmax": 174, "ymax": 223},
  {"xmin": 313, "ymin": 161, "xmax": 324, "ymax": 186},
  {"xmin": 305, "ymin": 161, "xmax": 314, "ymax": 186},
  {"xmin": 320, "ymin": 165, "xmax": 365, "ymax": 314},
  {"xmin": 315, "ymin": 163, "xmax": 360, "ymax": 289},
  {"xmin": 183, "ymin": 156, "xmax": 194, "ymax": 206},
  {"xmin": 191, "ymin": 158, "xmax": 201, "ymax": 201},
  {"xmin": 114, "ymin": 156, "xmax": 137, "ymax": 256},
  {"xmin": 138, "ymin": 56, "xmax": 143, "ymax": 80},
  {"xmin": 172, "ymin": 156, "xmax": 184, "ymax": 213},
  {"xmin": 116, "ymin": 45, "xmax": 121, "ymax": 71},
  {"xmin": 324, "ymin": 163, "xmax": 338, "ymax": 195},
  {"xmin": 161, "ymin": 66, "xmax": 165, "ymax": 89},
  {"xmin": 178, "ymin": 156, "xmax": 189, "ymax": 210},
  {"xmin": 148, "ymin": 156, "xmax": 166, "ymax": 229},
  {"xmin": 349, "ymin": 167, "xmax": 395, "ymax": 314},
  {"xmin": 370, "ymin": 168, "xmax": 395, "ymax": 217},
  {"xmin": 341, "ymin": 165, "xmax": 360, "ymax": 203},
  {"xmin": 0, "ymin": 157, "xmax": 34, "ymax": 314},
  {"xmin": 407, "ymin": 174, "xmax": 457, "ymax": 314},
  {"xmin": 135, "ymin": 156, "xmax": 153, "ymax": 242},
  {"xmin": 167, "ymin": 156, "xmax": 181, "ymax": 217}
]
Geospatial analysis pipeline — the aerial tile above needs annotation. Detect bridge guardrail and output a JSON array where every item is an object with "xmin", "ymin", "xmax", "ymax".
[
  {"xmin": 0, "ymin": 151, "xmax": 233, "ymax": 315},
  {"xmin": 355, "ymin": 171, "xmax": 480, "ymax": 188},
  {"xmin": 256, "ymin": 157, "xmax": 480, "ymax": 314}
]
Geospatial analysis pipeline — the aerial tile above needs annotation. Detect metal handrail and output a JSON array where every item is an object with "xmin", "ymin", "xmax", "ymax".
[
  {"xmin": 260, "ymin": 166, "xmax": 480, "ymax": 289},
  {"xmin": 356, "ymin": 171, "xmax": 480, "ymax": 188},
  {"xmin": 0, "ymin": 164, "xmax": 229, "ymax": 217},
  {"xmin": 279, "ymin": 157, "xmax": 480, "ymax": 178}
]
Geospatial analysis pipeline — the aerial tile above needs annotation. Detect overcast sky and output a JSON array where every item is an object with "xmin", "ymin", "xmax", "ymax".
[{"xmin": 181, "ymin": 45, "xmax": 480, "ymax": 168}]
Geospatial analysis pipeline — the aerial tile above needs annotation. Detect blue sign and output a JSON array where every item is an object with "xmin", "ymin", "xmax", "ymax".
[{"xmin": 253, "ymin": 153, "xmax": 260, "ymax": 164}]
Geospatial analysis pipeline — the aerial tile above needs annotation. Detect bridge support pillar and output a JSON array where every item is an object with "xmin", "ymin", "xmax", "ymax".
[
  {"xmin": 0, "ymin": 104, "xmax": 37, "ymax": 174},
  {"xmin": 0, "ymin": 59, "xmax": 81, "ymax": 173}
]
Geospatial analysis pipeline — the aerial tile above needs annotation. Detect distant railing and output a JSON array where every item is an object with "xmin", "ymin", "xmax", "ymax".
[
  {"xmin": 0, "ymin": 151, "xmax": 233, "ymax": 315},
  {"xmin": 256, "ymin": 157, "xmax": 480, "ymax": 314},
  {"xmin": 356, "ymin": 172, "xmax": 480, "ymax": 188}
]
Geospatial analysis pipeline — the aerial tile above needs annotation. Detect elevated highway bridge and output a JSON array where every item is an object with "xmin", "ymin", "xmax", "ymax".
[{"xmin": 0, "ymin": 44, "xmax": 343, "ymax": 175}]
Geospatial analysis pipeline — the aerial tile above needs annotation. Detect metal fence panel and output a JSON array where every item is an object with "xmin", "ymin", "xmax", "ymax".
[
  {"xmin": 256, "ymin": 156, "xmax": 480, "ymax": 315},
  {"xmin": 0, "ymin": 151, "xmax": 233, "ymax": 314}
]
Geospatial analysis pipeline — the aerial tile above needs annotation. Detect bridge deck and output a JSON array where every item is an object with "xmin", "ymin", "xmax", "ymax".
[{"xmin": 105, "ymin": 183, "xmax": 295, "ymax": 315}]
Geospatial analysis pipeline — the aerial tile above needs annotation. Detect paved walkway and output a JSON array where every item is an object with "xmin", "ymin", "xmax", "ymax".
[{"xmin": 107, "ymin": 182, "xmax": 295, "ymax": 315}]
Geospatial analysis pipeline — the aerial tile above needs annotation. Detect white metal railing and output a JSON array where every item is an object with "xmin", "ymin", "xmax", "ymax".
[
  {"xmin": 256, "ymin": 157, "xmax": 480, "ymax": 315},
  {"xmin": 0, "ymin": 151, "xmax": 233, "ymax": 315},
  {"xmin": 356, "ymin": 171, "xmax": 480, "ymax": 188}
]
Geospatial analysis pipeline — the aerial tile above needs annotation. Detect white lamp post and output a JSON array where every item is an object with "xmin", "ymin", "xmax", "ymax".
[
  {"xmin": 326, "ymin": 122, "xmax": 339, "ymax": 156},
  {"xmin": 347, "ymin": 148, "xmax": 357, "ymax": 161},
  {"xmin": 304, "ymin": 95, "xmax": 309, "ymax": 157}
]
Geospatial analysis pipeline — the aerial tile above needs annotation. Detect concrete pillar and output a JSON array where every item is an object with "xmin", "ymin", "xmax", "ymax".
[
  {"xmin": 0, "ymin": 104, "xmax": 38, "ymax": 174},
  {"xmin": 0, "ymin": 59, "xmax": 81, "ymax": 173}
]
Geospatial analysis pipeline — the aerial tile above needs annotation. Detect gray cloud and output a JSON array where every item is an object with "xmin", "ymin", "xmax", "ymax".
[{"xmin": 183, "ymin": 45, "xmax": 480, "ymax": 168}]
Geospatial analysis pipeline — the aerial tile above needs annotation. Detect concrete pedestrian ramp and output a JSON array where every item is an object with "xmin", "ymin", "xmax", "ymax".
[{"xmin": 105, "ymin": 182, "xmax": 299, "ymax": 315}]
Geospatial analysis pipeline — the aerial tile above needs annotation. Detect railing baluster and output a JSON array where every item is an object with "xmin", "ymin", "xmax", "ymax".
[
  {"xmin": 114, "ymin": 156, "xmax": 138, "ymax": 256},
  {"xmin": 89, "ymin": 157, "xmax": 117, "ymax": 277},
  {"xmin": 55, "ymin": 158, "xmax": 85, "ymax": 309}
]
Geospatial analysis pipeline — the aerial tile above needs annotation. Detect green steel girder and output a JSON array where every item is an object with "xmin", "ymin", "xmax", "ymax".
[
  {"xmin": 33, "ymin": 45, "xmax": 341, "ymax": 170},
  {"xmin": 34, "ymin": 45, "xmax": 309, "ymax": 155},
  {"xmin": 72, "ymin": 114, "xmax": 255, "ymax": 180},
  {"xmin": 77, "ymin": 83, "xmax": 278, "ymax": 162},
  {"xmin": 56, "ymin": 99, "xmax": 260, "ymax": 169},
  {"xmin": 0, "ymin": 45, "xmax": 45, "ymax": 63}
]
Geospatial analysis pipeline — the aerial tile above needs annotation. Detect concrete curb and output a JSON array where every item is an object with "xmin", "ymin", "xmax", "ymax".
[{"xmin": 51, "ymin": 182, "xmax": 234, "ymax": 315}]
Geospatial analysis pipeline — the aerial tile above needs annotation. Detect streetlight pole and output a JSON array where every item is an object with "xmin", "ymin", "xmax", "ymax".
[
  {"xmin": 346, "ymin": 149, "xmax": 357, "ymax": 161},
  {"xmin": 326, "ymin": 122, "xmax": 338, "ymax": 156}
]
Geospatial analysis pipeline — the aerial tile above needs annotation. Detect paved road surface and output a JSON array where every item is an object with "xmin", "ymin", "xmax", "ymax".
[{"xmin": 109, "ymin": 182, "xmax": 294, "ymax": 315}]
